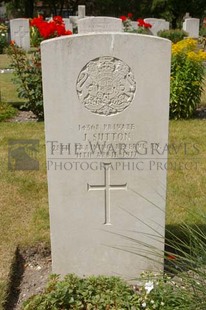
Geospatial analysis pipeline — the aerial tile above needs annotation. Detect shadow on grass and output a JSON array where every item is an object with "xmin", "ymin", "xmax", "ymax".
[{"xmin": 4, "ymin": 247, "xmax": 25, "ymax": 310}]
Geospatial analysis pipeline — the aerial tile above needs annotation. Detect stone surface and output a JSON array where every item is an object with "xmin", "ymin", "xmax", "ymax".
[
  {"xmin": 77, "ymin": 17, "xmax": 123, "ymax": 33},
  {"xmin": 78, "ymin": 5, "xmax": 86, "ymax": 19},
  {"xmin": 183, "ymin": 18, "xmax": 200, "ymax": 38},
  {"xmin": 183, "ymin": 12, "xmax": 191, "ymax": 21},
  {"xmin": 131, "ymin": 21, "xmax": 138, "ymax": 30},
  {"xmin": 144, "ymin": 18, "xmax": 169, "ymax": 36},
  {"xmin": 69, "ymin": 5, "xmax": 86, "ymax": 29},
  {"xmin": 41, "ymin": 33, "xmax": 171, "ymax": 282},
  {"xmin": 63, "ymin": 18, "xmax": 73, "ymax": 32},
  {"xmin": 10, "ymin": 18, "xmax": 30, "ymax": 50}
]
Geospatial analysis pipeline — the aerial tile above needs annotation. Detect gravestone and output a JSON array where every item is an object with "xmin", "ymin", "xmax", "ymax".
[
  {"xmin": 78, "ymin": 17, "xmax": 123, "ymax": 34},
  {"xmin": 78, "ymin": 5, "xmax": 86, "ymax": 19},
  {"xmin": 70, "ymin": 5, "xmax": 86, "ymax": 29},
  {"xmin": 131, "ymin": 21, "xmax": 138, "ymax": 30},
  {"xmin": 144, "ymin": 18, "xmax": 169, "ymax": 36},
  {"xmin": 10, "ymin": 18, "xmax": 30, "ymax": 50},
  {"xmin": 63, "ymin": 18, "xmax": 73, "ymax": 32},
  {"xmin": 41, "ymin": 33, "xmax": 171, "ymax": 281},
  {"xmin": 183, "ymin": 18, "xmax": 200, "ymax": 38},
  {"xmin": 183, "ymin": 12, "xmax": 191, "ymax": 21}
]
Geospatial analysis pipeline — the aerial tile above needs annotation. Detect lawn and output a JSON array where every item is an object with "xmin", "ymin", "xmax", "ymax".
[
  {"xmin": 0, "ymin": 54, "xmax": 25, "ymax": 107},
  {"xmin": 0, "ymin": 122, "xmax": 49, "ymax": 310},
  {"xmin": 0, "ymin": 55, "xmax": 10, "ymax": 69}
]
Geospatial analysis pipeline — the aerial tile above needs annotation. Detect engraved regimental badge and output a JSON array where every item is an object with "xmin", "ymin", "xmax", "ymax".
[{"xmin": 76, "ymin": 56, "xmax": 136, "ymax": 116}]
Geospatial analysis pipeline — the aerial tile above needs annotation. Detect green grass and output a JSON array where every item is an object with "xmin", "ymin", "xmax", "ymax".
[
  {"xmin": 0, "ymin": 54, "xmax": 25, "ymax": 108},
  {"xmin": 0, "ymin": 120, "xmax": 205, "ymax": 308},
  {"xmin": 0, "ymin": 55, "xmax": 11, "ymax": 69},
  {"xmin": 0, "ymin": 102, "xmax": 17, "ymax": 121},
  {"xmin": 167, "ymin": 120, "xmax": 206, "ymax": 225},
  {"xmin": 201, "ymin": 76, "xmax": 206, "ymax": 107},
  {"xmin": 0, "ymin": 73, "xmax": 25, "ymax": 106},
  {"xmin": 0, "ymin": 122, "xmax": 49, "ymax": 309}
]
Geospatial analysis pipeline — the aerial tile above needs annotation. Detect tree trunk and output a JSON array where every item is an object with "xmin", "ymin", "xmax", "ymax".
[{"xmin": 24, "ymin": 0, "xmax": 34, "ymax": 17}]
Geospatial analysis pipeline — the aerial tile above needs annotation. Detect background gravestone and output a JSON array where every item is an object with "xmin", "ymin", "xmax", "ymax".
[
  {"xmin": 77, "ymin": 17, "xmax": 123, "ymax": 33},
  {"xmin": 41, "ymin": 33, "xmax": 171, "ymax": 281},
  {"xmin": 63, "ymin": 18, "xmax": 73, "ymax": 32},
  {"xmin": 144, "ymin": 18, "xmax": 169, "ymax": 36},
  {"xmin": 78, "ymin": 5, "xmax": 86, "ymax": 19},
  {"xmin": 10, "ymin": 18, "xmax": 30, "ymax": 50},
  {"xmin": 183, "ymin": 18, "xmax": 200, "ymax": 38},
  {"xmin": 70, "ymin": 5, "xmax": 86, "ymax": 29}
]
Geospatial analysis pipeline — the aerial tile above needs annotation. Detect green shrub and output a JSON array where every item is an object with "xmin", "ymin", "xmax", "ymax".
[
  {"xmin": 199, "ymin": 27, "xmax": 206, "ymax": 50},
  {"xmin": 22, "ymin": 274, "xmax": 140, "ymax": 309},
  {"xmin": 0, "ymin": 23, "xmax": 9, "ymax": 54},
  {"xmin": 0, "ymin": 101, "xmax": 17, "ymax": 121},
  {"xmin": 157, "ymin": 29, "xmax": 188, "ymax": 43},
  {"xmin": 170, "ymin": 38, "xmax": 206, "ymax": 119},
  {"xmin": 199, "ymin": 27, "xmax": 206, "ymax": 38},
  {"xmin": 22, "ymin": 272, "xmax": 199, "ymax": 310},
  {"xmin": 7, "ymin": 44, "xmax": 44, "ymax": 121}
]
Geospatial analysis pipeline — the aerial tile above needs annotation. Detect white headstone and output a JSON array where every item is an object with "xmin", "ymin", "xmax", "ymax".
[
  {"xmin": 41, "ymin": 33, "xmax": 171, "ymax": 281},
  {"xmin": 183, "ymin": 18, "xmax": 200, "ymax": 38},
  {"xmin": 144, "ymin": 18, "xmax": 169, "ymax": 36},
  {"xmin": 78, "ymin": 5, "xmax": 86, "ymax": 19},
  {"xmin": 130, "ymin": 21, "xmax": 138, "ymax": 30},
  {"xmin": 78, "ymin": 17, "xmax": 123, "ymax": 34},
  {"xmin": 63, "ymin": 18, "xmax": 73, "ymax": 32},
  {"xmin": 10, "ymin": 18, "xmax": 30, "ymax": 50},
  {"xmin": 183, "ymin": 12, "xmax": 191, "ymax": 21},
  {"xmin": 69, "ymin": 5, "xmax": 87, "ymax": 29}
]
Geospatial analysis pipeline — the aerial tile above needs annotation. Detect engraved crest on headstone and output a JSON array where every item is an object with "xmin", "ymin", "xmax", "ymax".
[{"xmin": 76, "ymin": 56, "xmax": 136, "ymax": 116}]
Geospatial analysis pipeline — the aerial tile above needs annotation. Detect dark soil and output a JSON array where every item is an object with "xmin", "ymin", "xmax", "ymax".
[{"xmin": 7, "ymin": 246, "xmax": 52, "ymax": 310}]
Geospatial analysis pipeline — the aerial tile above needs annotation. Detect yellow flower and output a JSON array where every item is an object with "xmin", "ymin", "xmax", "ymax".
[
  {"xmin": 172, "ymin": 38, "xmax": 206, "ymax": 63},
  {"xmin": 198, "ymin": 50, "xmax": 206, "ymax": 61}
]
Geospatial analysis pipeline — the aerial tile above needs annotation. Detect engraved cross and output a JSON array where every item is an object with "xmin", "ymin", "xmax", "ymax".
[{"xmin": 87, "ymin": 163, "xmax": 127, "ymax": 225}]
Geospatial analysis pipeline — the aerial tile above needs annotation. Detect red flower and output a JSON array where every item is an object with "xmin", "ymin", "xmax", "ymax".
[
  {"xmin": 144, "ymin": 22, "xmax": 152, "ymax": 28},
  {"xmin": 30, "ymin": 16, "xmax": 44, "ymax": 27},
  {"xmin": 137, "ymin": 18, "xmax": 144, "ymax": 27},
  {"xmin": 64, "ymin": 30, "xmax": 73, "ymax": 35},
  {"xmin": 120, "ymin": 15, "xmax": 127, "ymax": 22},
  {"xmin": 30, "ymin": 15, "xmax": 72, "ymax": 40},
  {"xmin": 137, "ymin": 18, "xmax": 152, "ymax": 29},
  {"xmin": 127, "ymin": 13, "xmax": 133, "ymax": 19},
  {"xmin": 53, "ymin": 16, "xmax": 64, "ymax": 25},
  {"xmin": 55, "ymin": 23, "xmax": 66, "ymax": 36}
]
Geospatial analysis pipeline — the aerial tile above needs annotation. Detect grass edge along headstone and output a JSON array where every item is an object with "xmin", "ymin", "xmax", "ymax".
[{"xmin": 41, "ymin": 33, "xmax": 171, "ymax": 283}]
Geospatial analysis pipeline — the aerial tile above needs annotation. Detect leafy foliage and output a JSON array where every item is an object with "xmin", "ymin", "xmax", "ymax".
[
  {"xmin": 7, "ymin": 44, "xmax": 44, "ymax": 120},
  {"xmin": 170, "ymin": 38, "xmax": 206, "ymax": 119},
  {"xmin": 0, "ymin": 101, "xmax": 17, "ymax": 121},
  {"xmin": 7, "ymin": 16, "xmax": 72, "ymax": 120},
  {"xmin": 157, "ymin": 29, "xmax": 188, "ymax": 43},
  {"xmin": 0, "ymin": 23, "xmax": 8, "ymax": 54},
  {"xmin": 22, "ymin": 270, "xmax": 206, "ymax": 309},
  {"xmin": 22, "ymin": 274, "xmax": 140, "ymax": 309}
]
